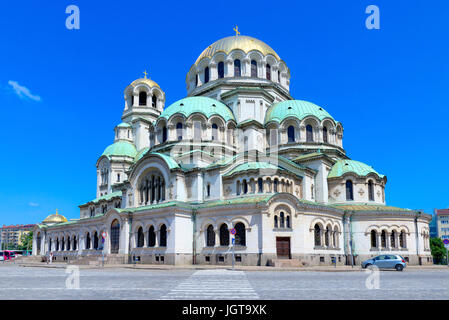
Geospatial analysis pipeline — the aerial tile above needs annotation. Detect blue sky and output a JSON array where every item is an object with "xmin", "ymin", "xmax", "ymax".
[{"xmin": 0, "ymin": 0, "xmax": 448, "ymax": 225}]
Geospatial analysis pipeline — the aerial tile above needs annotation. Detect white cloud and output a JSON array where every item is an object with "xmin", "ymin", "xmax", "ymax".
[
  {"xmin": 28, "ymin": 202, "xmax": 39, "ymax": 207},
  {"xmin": 7, "ymin": 80, "xmax": 41, "ymax": 101}
]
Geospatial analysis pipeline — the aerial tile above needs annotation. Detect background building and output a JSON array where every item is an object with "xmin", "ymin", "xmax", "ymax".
[
  {"xmin": 436, "ymin": 209, "xmax": 449, "ymax": 240},
  {"xmin": 0, "ymin": 224, "xmax": 35, "ymax": 249}
]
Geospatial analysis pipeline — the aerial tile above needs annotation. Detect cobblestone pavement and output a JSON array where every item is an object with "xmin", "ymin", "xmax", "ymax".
[{"xmin": 1, "ymin": 265, "xmax": 449, "ymax": 299}]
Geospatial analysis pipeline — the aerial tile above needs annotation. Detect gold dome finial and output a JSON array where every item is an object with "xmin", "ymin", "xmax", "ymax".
[
  {"xmin": 143, "ymin": 70, "xmax": 148, "ymax": 79},
  {"xmin": 233, "ymin": 25, "xmax": 240, "ymax": 36}
]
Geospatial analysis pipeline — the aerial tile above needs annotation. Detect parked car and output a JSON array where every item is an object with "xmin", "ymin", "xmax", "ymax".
[{"xmin": 362, "ymin": 254, "xmax": 406, "ymax": 271}]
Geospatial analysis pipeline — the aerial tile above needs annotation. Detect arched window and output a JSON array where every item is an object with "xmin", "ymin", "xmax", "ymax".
[
  {"xmin": 391, "ymin": 230, "xmax": 396, "ymax": 248},
  {"xmin": 257, "ymin": 178, "xmax": 263, "ymax": 193},
  {"xmin": 110, "ymin": 219, "xmax": 120, "ymax": 254},
  {"xmin": 86, "ymin": 233, "xmax": 91, "ymax": 249},
  {"xmin": 204, "ymin": 67, "xmax": 210, "ymax": 83},
  {"xmin": 287, "ymin": 126, "xmax": 295, "ymax": 142},
  {"xmin": 266, "ymin": 64, "xmax": 271, "ymax": 80},
  {"xmin": 61, "ymin": 238, "xmax": 64, "ymax": 251},
  {"xmin": 219, "ymin": 224, "xmax": 229, "ymax": 246},
  {"xmin": 274, "ymin": 216, "xmax": 278, "ymax": 228},
  {"xmin": 280, "ymin": 212, "xmax": 285, "ymax": 228},
  {"xmin": 195, "ymin": 74, "xmax": 198, "ymax": 87},
  {"xmin": 212, "ymin": 123, "xmax": 218, "ymax": 141},
  {"xmin": 56, "ymin": 238, "xmax": 59, "ymax": 251},
  {"xmin": 67, "ymin": 237, "xmax": 71, "ymax": 251},
  {"xmin": 371, "ymin": 230, "xmax": 377, "ymax": 248},
  {"xmin": 206, "ymin": 225, "xmax": 215, "ymax": 247},
  {"xmin": 400, "ymin": 231, "xmax": 406, "ymax": 248},
  {"xmin": 325, "ymin": 226, "xmax": 330, "ymax": 247},
  {"xmin": 176, "ymin": 122, "xmax": 183, "ymax": 141},
  {"xmin": 218, "ymin": 61, "xmax": 224, "ymax": 78},
  {"xmin": 314, "ymin": 224, "xmax": 321, "ymax": 246},
  {"xmin": 235, "ymin": 222, "xmax": 246, "ymax": 246},
  {"xmin": 48, "ymin": 239, "xmax": 52, "ymax": 252},
  {"xmin": 251, "ymin": 60, "xmax": 257, "ymax": 77},
  {"xmin": 236, "ymin": 181, "xmax": 241, "ymax": 196},
  {"xmin": 159, "ymin": 224, "xmax": 167, "ymax": 247},
  {"xmin": 323, "ymin": 126, "xmax": 328, "ymax": 143},
  {"xmin": 139, "ymin": 91, "xmax": 147, "ymax": 106},
  {"xmin": 194, "ymin": 121, "xmax": 202, "ymax": 141},
  {"xmin": 161, "ymin": 126, "xmax": 167, "ymax": 143},
  {"xmin": 234, "ymin": 59, "xmax": 241, "ymax": 77},
  {"xmin": 381, "ymin": 230, "xmax": 386, "ymax": 248},
  {"xmin": 286, "ymin": 215, "xmax": 291, "ymax": 228},
  {"xmin": 306, "ymin": 125, "xmax": 314, "ymax": 142},
  {"xmin": 274, "ymin": 179, "xmax": 278, "ymax": 193},
  {"xmin": 137, "ymin": 227, "xmax": 144, "ymax": 248},
  {"xmin": 73, "ymin": 236, "xmax": 77, "ymax": 250},
  {"xmin": 152, "ymin": 95, "xmax": 157, "ymax": 108},
  {"xmin": 243, "ymin": 180, "xmax": 248, "ymax": 194},
  {"xmin": 346, "ymin": 180, "xmax": 354, "ymax": 201},
  {"xmin": 148, "ymin": 226, "xmax": 156, "ymax": 247},
  {"xmin": 90, "ymin": 207, "xmax": 95, "ymax": 217},
  {"xmin": 278, "ymin": 70, "xmax": 281, "ymax": 83},
  {"xmin": 368, "ymin": 180, "xmax": 374, "ymax": 201}
]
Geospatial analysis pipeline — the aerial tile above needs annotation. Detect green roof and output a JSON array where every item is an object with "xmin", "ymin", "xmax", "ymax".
[
  {"xmin": 102, "ymin": 141, "xmax": 137, "ymax": 158},
  {"xmin": 328, "ymin": 160, "xmax": 385, "ymax": 179},
  {"xmin": 332, "ymin": 203, "xmax": 411, "ymax": 212},
  {"xmin": 132, "ymin": 149, "xmax": 180, "ymax": 170},
  {"xmin": 159, "ymin": 97, "xmax": 235, "ymax": 122},
  {"xmin": 265, "ymin": 100, "xmax": 335, "ymax": 124},
  {"xmin": 117, "ymin": 122, "xmax": 132, "ymax": 128},
  {"xmin": 134, "ymin": 147, "xmax": 150, "ymax": 163},
  {"xmin": 81, "ymin": 191, "xmax": 122, "ymax": 206},
  {"xmin": 223, "ymin": 162, "xmax": 282, "ymax": 177}
]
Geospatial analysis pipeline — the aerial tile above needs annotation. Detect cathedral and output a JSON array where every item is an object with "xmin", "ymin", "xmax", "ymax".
[{"xmin": 33, "ymin": 32, "xmax": 432, "ymax": 266}]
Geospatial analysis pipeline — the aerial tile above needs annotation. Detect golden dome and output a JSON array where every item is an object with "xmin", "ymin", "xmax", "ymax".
[
  {"xmin": 130, "ymin": 78, "xmax": 160, "ymax": 88},
  {"xmin": 195, "ymin": 35, "xmax": 281, "ymax": 65},
  {"xmin": 43, "ymin": 211, "xmax": 68, "ymax": 224}
]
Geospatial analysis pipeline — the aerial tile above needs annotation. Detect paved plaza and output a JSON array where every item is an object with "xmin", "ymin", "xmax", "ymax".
[{"xmin": 1, "ymin": 264, "xmax": 449, "ymax": 300}]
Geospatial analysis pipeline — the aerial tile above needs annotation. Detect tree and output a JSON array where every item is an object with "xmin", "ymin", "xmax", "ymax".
[
  {"xmin": 19, "ymin": 231, "xmax": 33, "ymax": 251},
  {"xmin": 430, "ymin": 237, "xmax": 447, "ymax": 264}
]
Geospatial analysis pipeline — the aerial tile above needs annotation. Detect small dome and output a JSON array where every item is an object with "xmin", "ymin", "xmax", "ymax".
[
  {"xmin": 102, "ymin": 141, "xmax": 137, "ymax": 158},
  {"xmin": 159, "ymin": 97, "xmax": 235, "ymax": 122},
  {"xmin": 116, "ymin": 122, "xmax": 132, "ymax": 128},
  {"xmin": 43, "ymin": 213, "xmax": 68, "ymax": 224},
  {"xmin": 265, "ymin": 100, "xmax": 335, "ymax": 124},
  {"xmin": 328, "ymin": 160, "xmax": 385, "ymax": 179},
  {"xmin": 195, "ymin": 35, "xmax": 281, "ymax": 65},
  {"xmin": 130, "ymin": 78, "xmax": 160, "ymax": 88}
]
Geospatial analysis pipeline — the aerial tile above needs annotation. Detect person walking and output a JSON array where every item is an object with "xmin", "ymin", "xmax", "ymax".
[{"xmin": 49, "ymin": 251, "xmax": 53, "ymax": 264}]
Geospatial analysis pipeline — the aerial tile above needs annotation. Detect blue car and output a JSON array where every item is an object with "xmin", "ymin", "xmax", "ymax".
[{"xmin": 361, "ymin": 254, "xmax": 406, "ymax": 271}]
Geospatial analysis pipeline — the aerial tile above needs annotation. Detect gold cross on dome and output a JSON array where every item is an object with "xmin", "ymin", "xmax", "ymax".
[
  {"xmin": 55, "ymin": 209, "xmax": 59, "ymax": 215},
  {"xmin": 233, "ymin": 25, "xmax": 240, "ymax": 36},
  {"xmin": 143, "ymin": 70, "xmax": 148, "ymax": 79}
]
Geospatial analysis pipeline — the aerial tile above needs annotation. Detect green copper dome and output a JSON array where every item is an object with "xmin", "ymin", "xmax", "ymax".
[
  {"xmin": 328, "ymin": 160, "xmax": 385, "ymax": 179},
  {"xmin": 102, "ymin": 141, "xmax": 137, "ymax": 158},
  {"xmin": 116, "ymin": 122, "xmax": 132, "ymax": 128},
  {"xmin": 265, "ymin": 100, "xmax": 335, "ymax": 124},
  {"xmin": 159, "ymin": 97, "xmax": 235, "ymax": 122}
]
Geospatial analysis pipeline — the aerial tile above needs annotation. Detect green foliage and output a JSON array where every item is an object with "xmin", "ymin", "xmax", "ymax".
[
  {"xmin": 19, "ymin": 231, "xmax": 33, "ymax": 251},
  {"xmin": 430, "ymin": 237, "xmax": 447, "ymax": 264}
]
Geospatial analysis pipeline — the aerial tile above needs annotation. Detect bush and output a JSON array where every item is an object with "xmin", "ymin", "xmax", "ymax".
[{"xmin": 430, "ymin": 237, "xmax": 447, "ymax": 264}]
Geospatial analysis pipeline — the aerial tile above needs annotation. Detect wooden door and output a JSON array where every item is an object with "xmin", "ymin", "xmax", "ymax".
[{"xmin": 276, "ymin": 237, "xmax": 291, "ymax": 259}]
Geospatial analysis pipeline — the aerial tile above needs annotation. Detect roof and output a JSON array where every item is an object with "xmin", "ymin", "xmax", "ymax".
[
  {"xmin": 116, "ymin": 122, "xmax": 132, "ymax": 128},
  {"xmin": 328, "ymin": 159, "xmax": 385, "ymax": 179},
  {"xmin": 195, "ymin": 35, "xmax": 281, "ymax": 65},
  {"xmin": 129, "ymin": 78, "xmax": 160, "ymax": 89},
  {"xmin": 223, "ymin": 162, "xmax": 282, "ymax": 177},
  {"xmin": 42, "ymin": 213, "xmax": 68, "ymax": 224},
  {"xmin": 332, "ymin": 204, "xmax": 413, "ymax": 212},
  {"xmin": 437, "ymin": 209, "xmax": 449, "ymax": 216},
  {"xmin": 80, "ymin": 191, "xmax": 122, "ymax": 207},
  {"xmin": 101, "ymin": 141, "xmax": 138, "ymax": 158},
  {"xmin": 265, "ymin": 100, "xmax": 336, "ymax": 124},
  {"xmin": 159, "ymin": 96, "xmax": 235, "ymax": 122}
]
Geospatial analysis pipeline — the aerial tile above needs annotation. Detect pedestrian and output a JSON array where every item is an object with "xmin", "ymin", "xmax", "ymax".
[{"xmin": 49, "ymin": 251, "xmax": 53, "ymax": 264}]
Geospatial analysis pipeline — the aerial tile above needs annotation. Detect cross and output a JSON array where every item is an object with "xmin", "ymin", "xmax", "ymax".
[
  {"xmin": 233, "ymin": 25, "xmax": 240, "ymax": 36},
  {"xmin": 55, "ymin": 209, "xmax": 59, "ymax": 215},
  {"xmin": 143, "ymin": 70, "xmax": 148, "ymax": 79}
]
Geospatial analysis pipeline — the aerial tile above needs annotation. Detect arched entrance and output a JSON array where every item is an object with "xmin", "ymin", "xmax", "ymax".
[
  {"xmin": 36, "ymin": 232, "xmax": 41, "ymax": 255},
  {"xmin": 110, "ymin": 219, "xmax": 120, "ymax": 254}
]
